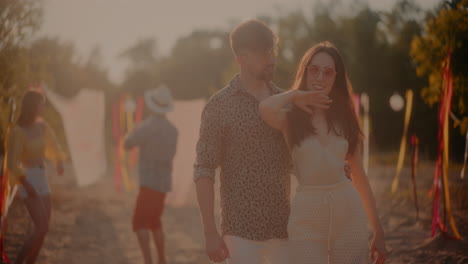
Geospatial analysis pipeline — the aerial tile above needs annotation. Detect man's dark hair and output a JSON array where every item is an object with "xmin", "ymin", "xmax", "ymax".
[{"xmin": 230, "ymin": 19, "xmax": 278, "ymax": 56}]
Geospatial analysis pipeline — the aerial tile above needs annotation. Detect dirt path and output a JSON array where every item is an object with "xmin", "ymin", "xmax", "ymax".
[
  {"xmin": 4, "ymin": 161, "xmax": 468, "ymax": 264},
  {"xmin": 368, "ymin": 163, "xmax": 468, "ymax": 264},
  {"xmin": 5, "ymin": 172, "xmax": 209, "ymax": 264}
]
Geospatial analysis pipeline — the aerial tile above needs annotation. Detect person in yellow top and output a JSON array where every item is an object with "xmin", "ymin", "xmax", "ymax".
[{"xmin": 7, "ymin": 90, "xmax": 65, "ymax": 264}]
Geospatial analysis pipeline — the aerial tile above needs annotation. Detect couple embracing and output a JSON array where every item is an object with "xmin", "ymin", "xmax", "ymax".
[{"xmin": 194, "ymin": 19, "xmax": 387, "ymax": 264}]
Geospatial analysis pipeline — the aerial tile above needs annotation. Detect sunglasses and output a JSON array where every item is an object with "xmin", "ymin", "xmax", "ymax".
[{"xmin": 307, "ymin": 65, "xmax": 337, "ymax": 79}]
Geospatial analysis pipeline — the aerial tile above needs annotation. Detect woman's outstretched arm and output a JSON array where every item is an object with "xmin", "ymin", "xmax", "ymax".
[{"xmin": 259, "ymin": 90, "xmax": 331, "ymax": 131}]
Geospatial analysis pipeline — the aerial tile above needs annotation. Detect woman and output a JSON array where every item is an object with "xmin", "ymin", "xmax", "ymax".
[
  {"xmin": 7, "ymin": 90, "xmax": 65, "ymax": 264},
  {"xmin": 259, "ymin": 41, "xmax": 387, "ymax": 263}
]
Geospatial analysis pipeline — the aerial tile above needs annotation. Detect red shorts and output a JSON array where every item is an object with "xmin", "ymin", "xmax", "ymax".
[{"xmin": 132, "ymin": 187, "xmax": 166, "ymax": 231}]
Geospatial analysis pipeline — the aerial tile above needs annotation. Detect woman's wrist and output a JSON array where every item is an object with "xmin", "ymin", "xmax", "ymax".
[{"xmin": 289, "ymin": 90, "xmax": 298, "ymax": 102}]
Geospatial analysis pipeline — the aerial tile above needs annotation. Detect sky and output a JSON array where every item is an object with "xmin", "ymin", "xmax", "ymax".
[{"xmin": 37, "ymin": 0, "xmax": 441, "ymax": 83}]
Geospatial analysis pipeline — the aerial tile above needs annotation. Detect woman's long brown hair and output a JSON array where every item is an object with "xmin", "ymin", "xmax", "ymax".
[
  {"xmin": 17, "ymin": 90, "xmax": 45, "ymax": 127},
  {"xmin": 286, "ymin": 41, "xmax": 363, "ymax": 156}
]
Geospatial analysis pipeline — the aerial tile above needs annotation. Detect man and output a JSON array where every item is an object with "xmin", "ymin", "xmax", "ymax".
[
  {"xmin": 194, "ymin": 19, "xmax": 352, "ymax": 264},
  {"xmin": 194, "ymin": 19, "xmax": 293, "ymax": 264},
  {"xmin": 124, "ymin": 86, "xmax": 178, "ymax": 264}
]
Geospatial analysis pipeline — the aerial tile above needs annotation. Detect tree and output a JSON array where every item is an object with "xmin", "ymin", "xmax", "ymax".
[
  {"xmin": 84, "ymin": 46, "xmax": 115, "ymax": 92},
  {"xmin": 0, "ymin": 0, "xmax": 43, "ymax": 155},
  {"xmin": 120, "ymin": 38, "xmax": 158, "ymax": 71},
  {"xmin": 0, "ymin": 0, "xmax": 42, "ymax": 92},
  {"xmin": 28, "ymin": 37, "xmax": 85, "ymax": 97},
  {"xmin": 411, "ymin": 0, "xmax": 468, "ymax": 133},
  {"xmin": 119, "ymin": 38, "xmax": 160, "ymax": 94},
  {"xmin": 160, "ymin": 30, "xmax": 232, "ymax": 99}
]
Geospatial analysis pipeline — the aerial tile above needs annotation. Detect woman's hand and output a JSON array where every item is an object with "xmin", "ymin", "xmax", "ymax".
[
  {"xmin": 370, "ymin": 230, "xmax": 387, "ymax": 264},
  {"xmin": 292, "ymin": 90, "xmax": 332, "ymax": 114}
]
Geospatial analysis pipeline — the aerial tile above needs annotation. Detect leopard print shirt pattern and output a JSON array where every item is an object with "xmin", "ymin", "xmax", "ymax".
[{"xmin": 194, "ymin": 75, "xmax": 292, "ymax": 241}]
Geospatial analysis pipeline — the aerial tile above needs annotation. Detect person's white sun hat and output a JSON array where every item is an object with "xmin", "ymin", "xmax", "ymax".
[{"xmin": 144, "ymin": 85, "xmax": 174, "ymax": 114}]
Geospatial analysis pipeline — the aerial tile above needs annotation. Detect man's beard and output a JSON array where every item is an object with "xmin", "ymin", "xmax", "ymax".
[{"xmin": 252, "ymin": 65, "xmax": 275, "ymax": 82}]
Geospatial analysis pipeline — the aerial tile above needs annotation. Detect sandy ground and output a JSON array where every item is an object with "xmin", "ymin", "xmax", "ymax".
[{"xmin": 4, "ymin": 160, "xmax": 468, "ymax": 264}]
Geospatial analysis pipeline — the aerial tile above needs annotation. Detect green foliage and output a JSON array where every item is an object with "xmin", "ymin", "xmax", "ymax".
[
  {"xmin": 162, "ymin": 30, "xmax": 232, "ymax": 99},
  {"xmin": 0, "ymin": 0, "xmax": 43, "ymax": 91},
  {"xmin": 120, "ymin": 32, "xmax": 233, "ymax": 99},
  {"xmin": 120, "ymin": 38, "xmax": 160, "ymax": 94},
  {"xmin": 411, "ymin": 0, "xmax": 468, "ymax": 128},
  {"xmin": 1, "ymin": 0, "xmax": 465, "ymax": 159},
  {"xmin": 0, "ymin": 0, "xmax": 43, "ymax": 154}
]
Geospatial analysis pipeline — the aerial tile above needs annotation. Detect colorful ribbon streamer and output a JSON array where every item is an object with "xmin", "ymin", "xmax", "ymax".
[
  {"xmin": 113, "ymin": 101, "xmax": 122, "ymax": 193},
  {"xmin": 410, "ymin": 135, "xmax": 420, "ymax": 220},
  {"xmin": 113, "ymin": 95, "xmax": 143, "ymax": 193},
  {"xmin": 0, "ymin": 98, "xmax": 16, "ymax": 264},
  {"xmin": 130, "ymin": 97, "xmax": 144, "ymax": 167},
  {"xmin": 461, "ymin": 130, "xmax": 467, "ymax": 179},
  {"xmin": 119, "ymin": 96, "xmax": 130, "ymax": 192},
  {"xmin": 430, "ymin": 49, "xmax": 461, "ymax": 239},
  {"xmin": 391, "ymin": 89, "xmax": 413, "ymax": 193},
  {"xmin": 124, "ymin": 97, "xmax": 137, "ymax": 168},
  {"xmin": 120, "ymin": 95, "xmax": 135, "ymax": 192}
]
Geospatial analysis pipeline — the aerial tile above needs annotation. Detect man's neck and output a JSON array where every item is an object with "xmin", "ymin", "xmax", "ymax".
[{"xmin": 239, "ymin": 71, "xmax": 271, "ymax": 100}]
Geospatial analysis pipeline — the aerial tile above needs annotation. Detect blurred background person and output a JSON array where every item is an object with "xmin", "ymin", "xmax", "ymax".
[
  {"xmin": 124, "ymin": 86, "xmax": 178, "ymax": 264},
  {"xmin": 7, "ymin": 90, "xmax": 65, "ymax": 264}
]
